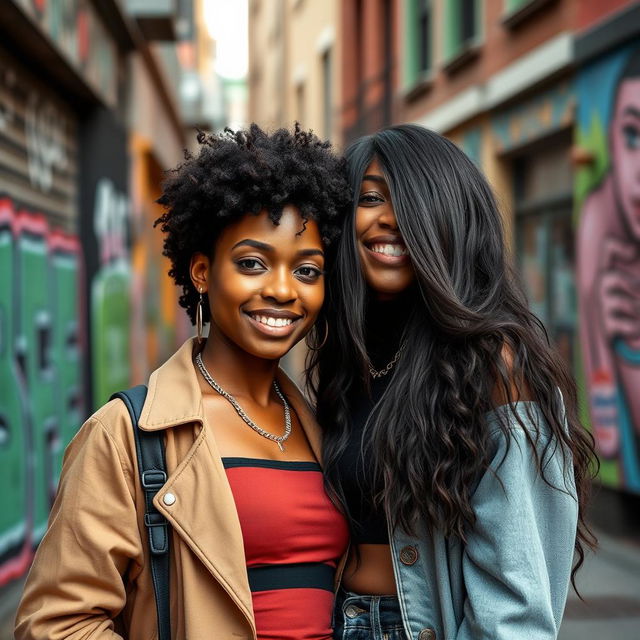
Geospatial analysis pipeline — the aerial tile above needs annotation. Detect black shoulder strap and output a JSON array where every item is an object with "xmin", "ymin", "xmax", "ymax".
[{"xmin": 111, "ymin": 385, "xmax": 171, "ymax": 640}]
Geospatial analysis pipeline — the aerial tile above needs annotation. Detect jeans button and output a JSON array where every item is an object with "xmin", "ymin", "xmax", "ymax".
[
  {"xmin": 399, "ymin": 545, "xmax": 418, "ymax": 565},
  {"xmin": 345, "ymin": 604, "xmax": 361, "ymax": 618},
  {"xmin": 418, "ymin": 629, "xmax": 436, "ymax": 640}
]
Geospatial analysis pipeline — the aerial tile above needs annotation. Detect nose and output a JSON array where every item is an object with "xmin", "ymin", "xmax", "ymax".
[
  {"xmin": 378, "ymin": 205, "xmax": 399, "ymax": 230},
  {"xmin": 261, "ymin": 266, "xmax": 297, "ymax": 304}
]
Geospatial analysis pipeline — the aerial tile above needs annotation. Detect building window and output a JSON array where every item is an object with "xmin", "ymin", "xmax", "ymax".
[
  {"xmin": 505, "ymin": 0, "xmax": 531, "ymax": 11},
  {"xmin": 502, "ymin": 0, "xmax": 554, "ymax": 28},
  {"xmin": 321, "ymin": 49, "xmax": 332, "ymax": 139},
  {"xmin": 444, "ymin": 0, "xmax": 481, "ymax": 61},
  {"xmin": 405, "ymin": 0, "xmax": 432, "ymax": 88},
  {"xmin": 514, "ymin": 142, "xmax": 575, "ymax": 365}
]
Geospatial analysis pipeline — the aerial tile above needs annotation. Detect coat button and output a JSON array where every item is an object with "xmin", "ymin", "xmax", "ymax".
[
  {"xmin": 162, "ymin": 492, "xmax": 176, "ymax": 506},
  {"xmin": 418, "ymin": 629, "xmax": 436, "ymax": 640},
  {"xmin": 399, "ymin": 545, "xmax": 418, "ymax": 565}
]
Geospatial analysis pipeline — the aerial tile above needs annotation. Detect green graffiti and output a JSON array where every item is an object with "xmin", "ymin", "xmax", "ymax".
[
  {"xmin": 574, "ymin": 112, "xmax": 609, "ymax": 218},
  {"xmin": 91, "ymin": 260, "xmax": 131, "ymax": 407},
  {"xmin": 50, "ymin": 251, "xmax": 81, "ymax": 479},
  {"xmin": 0, "ymin": 229, "xmax": 28, "ymax": 557},
  {"xmin": 17, "ymin": 231, "xmax": 57, "ymax": 542}
]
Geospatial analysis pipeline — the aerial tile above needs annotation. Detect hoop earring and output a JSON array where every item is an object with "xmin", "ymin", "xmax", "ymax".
[
  {"xmin": 305, "ymin": 319, "xmax": 329, "ymax": 351},
  {"xmin": 196, "ymin": 288, "xmax": 204, "ymax": 343}
]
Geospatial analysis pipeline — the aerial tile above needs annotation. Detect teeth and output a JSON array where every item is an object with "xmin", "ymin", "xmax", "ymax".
[
  {"xmin": 250, "ymin": 314, "xmax": 293, "ymax": 327},
  {"xmin": 371, "ymin": 243, "xmax": 408, "ymax": 257}
]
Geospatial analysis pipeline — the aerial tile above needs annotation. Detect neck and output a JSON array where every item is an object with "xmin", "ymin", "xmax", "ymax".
[
  {"xmin": 197, "ymin": 326, "xmax": 280, "ymax": 407},
  {"xmin": 365, "ymin": 288, "xmax": 412, "ymax": 359}
]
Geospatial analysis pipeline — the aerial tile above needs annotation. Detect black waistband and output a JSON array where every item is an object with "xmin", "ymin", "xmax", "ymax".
[{"xmin": 247, "ymin": 562, "xmax": 335, "ymax": 592}]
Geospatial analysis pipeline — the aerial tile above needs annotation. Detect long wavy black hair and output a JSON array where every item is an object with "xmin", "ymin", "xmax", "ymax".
[{"xmin": 307, "ymin": 124, "xmax": 597, "ymax": 585}]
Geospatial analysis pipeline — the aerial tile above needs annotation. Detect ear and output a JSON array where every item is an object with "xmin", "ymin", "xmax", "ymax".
[{"xmin": 190, "ymin": 252, "xmax": 210, "ymax": 293}]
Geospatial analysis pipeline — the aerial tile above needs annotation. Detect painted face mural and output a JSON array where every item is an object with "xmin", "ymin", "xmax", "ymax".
[
  {"xmin": 611, "ymin": 78, "xmax": 640, "ymax": 242},
  {"xmin": 577, "ymin": 46, "xmax": 640, "ymax": 493}
]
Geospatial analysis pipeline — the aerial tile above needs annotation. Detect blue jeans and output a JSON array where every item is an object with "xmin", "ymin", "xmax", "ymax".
[{"xmin": 333, "ymin": 589, "xmax": 405, "ymax": 640}]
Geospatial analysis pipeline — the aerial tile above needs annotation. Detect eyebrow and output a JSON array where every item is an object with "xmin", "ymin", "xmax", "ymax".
[
  {"xmin": 232, "ymin": 239, "xmax": 273, "ymax": 252},
  {"xmin": 231, "ymin": 239, "xmax": 324, "ymax": 258},
  {"xmin": 623, "ymin": 106, "xmax": 640, "ymax": 119},
  {"xmin": 297, "ymin": 248, "xmax": 324, "ymax": 258},
  {"xmin": 362, "ymin": 174, "xmax": 387, "ymax": 184}
]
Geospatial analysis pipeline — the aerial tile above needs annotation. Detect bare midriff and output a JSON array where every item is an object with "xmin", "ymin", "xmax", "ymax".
[{"xmin": 341, "ymin": 544, "xmax": 397, "ymax": 595}]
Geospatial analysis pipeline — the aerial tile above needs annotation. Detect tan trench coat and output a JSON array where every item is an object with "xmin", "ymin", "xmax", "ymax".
[{"xmin": 15, "ymin": 338, "xmax": 330, "ymax": 640}]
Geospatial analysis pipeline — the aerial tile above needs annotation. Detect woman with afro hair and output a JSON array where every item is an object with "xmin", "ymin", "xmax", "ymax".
[{"xmin": 15, "ymin": 124, "xmax": 352, "ymax": 640}]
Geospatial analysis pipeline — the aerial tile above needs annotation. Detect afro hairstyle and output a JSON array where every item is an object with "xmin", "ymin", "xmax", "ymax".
[{"xmin": 155, "ymin": 123, "xmax": 351, "ymax": 324}]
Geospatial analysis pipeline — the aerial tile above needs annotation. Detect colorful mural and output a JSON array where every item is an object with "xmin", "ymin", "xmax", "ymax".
[
  {"xmin": 90, "ymin": 177, "xmax": 131, "ymax": 407},
  {"xmin": 491, "ymin": 80, "xmax": 574, "ymax": 154},
  {"xmin": 0, "ymin": 198, "xmax": 83, "ymax": 585},
  {"xmin": 79, "ymin": 108, "xmax": 132, "ymax": 409},
  {"xmin": 576, "ymin": 44, "xmax": 640, "ymax": 493}
]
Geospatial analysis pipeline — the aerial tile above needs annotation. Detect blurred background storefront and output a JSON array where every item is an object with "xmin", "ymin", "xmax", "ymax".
[{"xmin": 1, "ymin": 0, "xmax": 640, "ymax": 637}]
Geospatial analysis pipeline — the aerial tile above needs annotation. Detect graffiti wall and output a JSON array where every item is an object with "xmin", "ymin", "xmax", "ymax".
[
  {"xmin": 576, "ymin": 43, "xmax": 640, "ymax": 493},
  {"xmin": 0, "ymin": 37, "xmax": 83, "ymax": 585},
  {"xmin": 0, "ymin": 199, "xmax": 83, "ymax": 585},
  {"xmin": 79, "ymin": 108, "xmax": 131, "ymax": 409},
  {"xmin": 0, "ymin": 10, "xmax": 187, "ymax": 590}
]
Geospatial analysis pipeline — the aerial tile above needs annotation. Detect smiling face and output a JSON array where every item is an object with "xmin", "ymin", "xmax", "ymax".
[
  {"xmin": 355, "ymin": 158, "xmax": 415, "ymax": 298},
  {"xmin": 191, "ymin": 205, "xmax": 325, "ymax": 361},
  {"xmin": 611, "ymin": 78, "xmax": 640, "ymax": 239}
]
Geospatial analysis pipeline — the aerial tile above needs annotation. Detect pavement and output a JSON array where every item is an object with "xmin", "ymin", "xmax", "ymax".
[
  {"xmin": 0, "ymin": 575, "xmax": 24, "ymax": 640},
  {"xmin": 559, "ymin": 529, "xmax": 640, "ymax": 640},
  {"xmin": 0, "ymin": 528, "xmax": 638, "ymax": 640}
]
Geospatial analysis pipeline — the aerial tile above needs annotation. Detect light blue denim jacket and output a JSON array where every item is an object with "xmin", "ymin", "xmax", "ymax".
[{"xmin": 387, "ymin": 402, "xmax": 578, "ymax": 640}]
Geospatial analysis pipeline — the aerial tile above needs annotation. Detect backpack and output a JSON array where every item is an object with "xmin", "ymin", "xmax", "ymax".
[{"xmin": 110, "ymin": 385, "xmax": 171, "ymax": 640}]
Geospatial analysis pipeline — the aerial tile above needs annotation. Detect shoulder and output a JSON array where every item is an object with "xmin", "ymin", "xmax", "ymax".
[
  {"xmin": 486, "ymin": 400, "xmax": 552, "ymax": 440},
  {"xmin": 489, "ymin": 344, "xmax": 534, "ymax": 407},
  {"xmin": 484, "ymin": 397, "xmax": 573, "ymax": 486},
  {"xmin": 67, "ymin": 398, "xmax": 138, "ymax": 478}
]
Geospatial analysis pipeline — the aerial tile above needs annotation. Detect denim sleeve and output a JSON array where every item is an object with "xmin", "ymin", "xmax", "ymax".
[{"xmin": 456, "ymin": 403, "xmax": 578, "ymax": 640}]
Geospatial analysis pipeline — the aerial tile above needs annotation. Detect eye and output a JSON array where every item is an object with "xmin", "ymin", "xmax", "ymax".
[
  {"xmin": 294, "ymin": 265, "xmax": 323, "ymax": 282},
  {"xmin": 236, "ymin": 258, "xmax": 266, "ymax": 272},
  {"xmin": 623, "ymin": 124, "xmax": 640, "ymax": 150},
  {"xmin": 358, "ymin": 192, "xmax": 384, "ymax": 205}
]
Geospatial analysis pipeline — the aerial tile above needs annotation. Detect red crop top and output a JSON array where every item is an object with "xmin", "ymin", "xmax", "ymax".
[{"xmin": 223, "ymin": 458, "xmax": 349, "ymax": 640}]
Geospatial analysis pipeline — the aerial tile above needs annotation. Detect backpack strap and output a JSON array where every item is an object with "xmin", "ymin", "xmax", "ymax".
[{"xmin": 111, "ymin": 385, "xmax": 171, "ymax": 640}]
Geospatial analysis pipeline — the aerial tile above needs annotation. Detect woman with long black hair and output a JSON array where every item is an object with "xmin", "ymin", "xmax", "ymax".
[{"xmin": 308, "ymin": 124, "xmax": 596, "ymax": 640}]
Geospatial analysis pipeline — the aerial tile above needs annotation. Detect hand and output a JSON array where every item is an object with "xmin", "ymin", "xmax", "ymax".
[{"xmin": 597, "ymin": 237, "xmax": 640, "ymax": 348}]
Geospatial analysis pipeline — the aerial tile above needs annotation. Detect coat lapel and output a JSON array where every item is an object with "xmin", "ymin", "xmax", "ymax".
[
  {"xmin": 139, "ymin": 339, "xmax": 254, "ymax": 622},
  {"xmin": 153, "ymin": 423, "xmax": 254, "ymax": 624}
]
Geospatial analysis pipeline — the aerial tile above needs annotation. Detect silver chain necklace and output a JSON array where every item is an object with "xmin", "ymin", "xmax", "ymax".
[
  {"xmin": 195, "ymin": 352, "xmax": 292, "ymax": 452},
  {"xmin": 369, "ymin": 342, "xmax": 406, "ymax": 379}
]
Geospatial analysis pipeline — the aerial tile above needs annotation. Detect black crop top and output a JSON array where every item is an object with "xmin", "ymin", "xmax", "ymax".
[
  {"xmin": 333, "ymin": 294, "xmax": 412, "ymax": 545},
  {"xmin": 335, "ymin": 374, "xmax": 391, "ymax": 544}
]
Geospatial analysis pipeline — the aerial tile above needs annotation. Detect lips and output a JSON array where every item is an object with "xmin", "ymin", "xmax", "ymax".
[
  {"xmin": 243, "ymin": 308, "xmax": 303, "ymax": 337},
  {"xmin": 368, "ymin": 243, "xmax": 408, "ymax": 257},
  {"xmin": 363, "ymin": 235, "xmax": 410, "ymax": 265}
]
